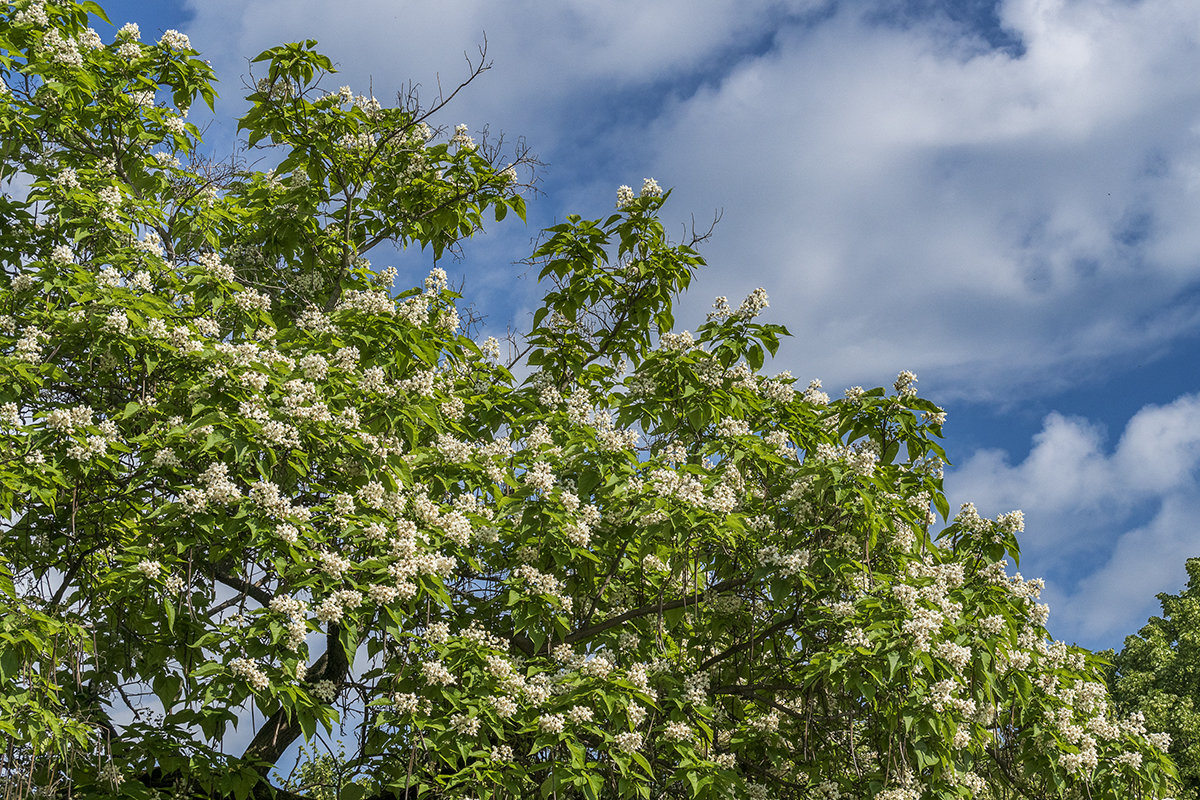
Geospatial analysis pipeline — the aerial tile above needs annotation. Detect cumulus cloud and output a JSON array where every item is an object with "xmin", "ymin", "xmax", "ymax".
[
  {"xmin": 642, "ymin": 0, "xmax": 1200, "ymax": 397},
  {"xmin": 176, "ymin": 0, "xmax": 1200, "ymax": 400},
  {"xmin": 947, "ymin": 392, "xmax": 1200, "ymax": 648},
  {"xmin": 1053, "ymin": 494, "xmax": 1200, "ymax": 645},
  {"xmin": 182, "ymin": 0, "xmax": 824, "ymax": 152}
]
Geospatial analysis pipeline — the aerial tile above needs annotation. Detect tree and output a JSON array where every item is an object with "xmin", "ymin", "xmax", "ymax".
[
  {"xmin": 0, "ymin": 2, "xmax": 1182, "ymax": 798},
  {"xmin": 1108, "ymin": 558, "xmax": 1200, "ymax": 800}
]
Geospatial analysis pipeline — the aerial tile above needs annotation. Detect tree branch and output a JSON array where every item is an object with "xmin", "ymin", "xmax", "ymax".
[
  {"xmin": 564, "ymin": 578, "xmax": 745, "ymax": 644},
  {"xmin": 211, "ymin": 560, "xmax": 273, "ymax": 608},
  {"xmin": 699, "ymin": 611, "xmax": 799, "ymax": 672},
  {"xmin": 241, "ymin": 623, "xmax": 351, "ymax": 773}
]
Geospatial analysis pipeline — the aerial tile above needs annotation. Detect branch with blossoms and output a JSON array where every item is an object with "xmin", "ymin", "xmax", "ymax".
[{"xmin": 0, "ymin": 3, "xmax": 1183, "ymax": 799}]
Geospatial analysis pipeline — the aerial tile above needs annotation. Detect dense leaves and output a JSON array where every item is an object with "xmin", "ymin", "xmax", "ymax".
[
  {"xmin": 0, "ymin": 2, "xmax": 1183, "ymax": 799},
  {"xmin": 1109, "ymin": 557, "xmax": 1200, "ymax": 800}
]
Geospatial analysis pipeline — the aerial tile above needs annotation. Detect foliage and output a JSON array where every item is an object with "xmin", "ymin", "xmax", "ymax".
[
  {"xmin": 277, "ymin": 742, "xmax": 373, "ymax": 800},
  {"xmin": 1108, "ymin": 557, "xmax": 1200, "ymax": 800},
  {"xmin": 0, "ymin": 1, "xmax": 1183, "ymax": 798}
]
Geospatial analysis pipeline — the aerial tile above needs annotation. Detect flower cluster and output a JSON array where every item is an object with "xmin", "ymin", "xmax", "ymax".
[
  {"xmin": 41, "ymin": 28, "xmax": 83, "ymax": 67},
  {"xmin": 159, "ymin": 29, "xmax": 191, "ymax": 50},
  {"xmin": 230, "ymin": 657, "xmax": 269, "ymax": 692},
  {"xmin": 134, "ymin": 559, "xmax": 163, "ymax": 580},
  {"xmin": 314, "ymin": 589, "xmax": 360, "ymax": 625},
  {"xmin": 269, "ymin": 594, "xmax": 308, "ymax": 650}
]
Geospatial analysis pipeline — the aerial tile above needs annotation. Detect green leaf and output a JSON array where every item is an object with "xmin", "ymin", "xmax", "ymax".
[
  {"xmin": 583, "ymin": 772, "xmax": 603, "ymax": 800},
  {"xmin": 298, "ymin": 707, "xmax": 316, "ymax": 741}
]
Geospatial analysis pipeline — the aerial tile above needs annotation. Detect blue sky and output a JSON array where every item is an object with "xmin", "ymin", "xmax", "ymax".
[{"xmin": 101, "ymin": 0, "xmax": 1200, "ymax": 653}]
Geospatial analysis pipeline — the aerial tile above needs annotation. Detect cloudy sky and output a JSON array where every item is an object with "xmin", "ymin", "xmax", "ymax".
[{"xmin": 101, "ymin": 0, "xmax": 1200, "ymax": 652}]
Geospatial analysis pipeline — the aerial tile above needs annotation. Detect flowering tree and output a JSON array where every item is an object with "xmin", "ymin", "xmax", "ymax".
[
  {"xmin": 1107, "ymin": 558, "xmax": 1200, "ymax": 800},
  {"xmin": 0, "ymin": 2, "xmax": 1184, "ymax": 799}
]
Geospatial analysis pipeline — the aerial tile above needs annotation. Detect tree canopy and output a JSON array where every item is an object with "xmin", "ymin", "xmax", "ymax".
[
  {"xmin": 0, "ymin": 2, "xmax": 1183, "ymax": 799},
  {"xmin": 1109, "ymin": 557, "xmax": 1200, "ymax": 800}
]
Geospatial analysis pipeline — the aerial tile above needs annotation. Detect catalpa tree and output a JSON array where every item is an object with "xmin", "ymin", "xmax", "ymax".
[{"xmin": 0, "ymin": 2, "xmax": 1181, "ymax": 799}]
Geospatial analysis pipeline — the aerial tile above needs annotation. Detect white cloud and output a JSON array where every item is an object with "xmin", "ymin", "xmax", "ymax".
[
  {"xmin": 177, "ymin": 0, "xmax": 1200, "ymax": 399},
  {"xmin": 641, "ymin": 0, "xmax": 1200, "ymax": 397},
  {"xmin": 951, "ymin": 412, "xmax": 1112, "ymax": 512},
  {"xmin": 183, "ymin": 0, "xmax": 823, "ymax": 152},
  {"xmin": 947, "ymin": 392, "xmax": 1200, "ymax": 648},
  {"xmin": 1048, "ymin": 493, "xmax": 1199, "ymax": 645}
]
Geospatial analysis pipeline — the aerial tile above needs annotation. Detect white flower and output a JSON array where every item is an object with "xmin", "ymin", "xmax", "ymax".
[
  {"xmin": 480, "ymin": 336, "xmax": 501, "ymax": 361},
  {"xmin": 421, "ymin": 660, "xmax": 456, "ymax": 686},
  {"xmin": 538, "ymin": 713, "xmax": 565, "ymax": 734},
  {"xmin": 425, "ymin": 621, "xmax": 451, "ymax": 644},
  {"xmin": 299, "ymin": 353, "xmax": 328, "ymax": 381},
  {"xmin": 933, "ymin": 641, "xmax": 972, "ymax": 672},
  {"xmin": 493, "ymin": 695, "xmax": 518, "ymax": 718},
  {"xmin": 640, "ymin": 177, "xmax": 662, "ymax": 198},
  {"xmin": 1146, "ymin": 731, "xmax": 1171, "ymax": 751},
  {"xmin": 15, "ymin": 326, "xmax": 47, "ymax": 363},
  {"xmin": 158, "ymin": 29, "xmax": 191, "ymax": 50},
  {"xmin": 524, "ymin": 461, "xmax": 556, "ymax": 492},
  {"xmin": 41, "ymin": 29, "xmax": 83, "ymax": 67},
  {"xmin": 715, "ymin": 417, "xmax": 749, "ymax": 437},
  {"xmin": 230, "ymin": 657, "xmax": 269, "ymax": 692},
  {"xmin": 845, "ymin": 627, "xmax": 870, "ymax": 649},
  {"xmin": 116, "ymin": 40, "xmax": 141, "ymax": 61},
  {"xmin": 802, "ymin": 378, "xmax": 829, "ymax": 405},
  {"xmin": 51, "ymin": 244, "xmax": 74, "ymax": 264},
  {"xmin": 149, "ymin": 153, "xmax": 179, "ymax": 172},
  {"xmin": 663, "ymin": 721, "xmax": 692, "ymax": 741},
  {"xmin": 735, "ymin": 287, "xmax": 769, "ymax": 320},
  {"xmin": 392, "ymin": 692, "xmax": 419, "ymax": 713},
  {"xmin": 53, "ymin": 168, "xmax": 80, "ymax": 191},
  {"xmin": 567, "ymin": 705, "xmax": 594, "ymax": 724},
  {"xmin": 98, "ymin": 185, "xmax": 122, "ymax": 211},
  {"xmin": 614, "ymin": 731, "xmax": 642, "ymax": 752},
  {"xmin": 894, "ymin": 370, "xmax": 918, "ymax": 398},
  {"xmin": 102, "ymin": 310, "xmax": 129, "ymax": 336},
  {"xmin": 235, "ymin": 289, "xmax": 271, "ymax": 313},
  {"xmin": 79, "ymin": 27, "xmax": 102, "ymax": 50},
  {"xmin": 13, "ymin": 0, "xmax": 48, "ymax": 27},
  {"xmin": 616, "ymin": 185, "xmax": 635, "ymax": 208},
  {"xmin": 450, "ymin": 123, "xmax": 475, "ymax": 150},
  {"xmin": 315, "ymin": 550, "xmax": 352, "ymax": 579},
  {"xmin": 197, "ymin": 252, "xmax": 234, "ymax": 282},
  {"xmin": 450, "ymin": 712, "xmax": 480, "ymax": 736},
  {"xmin": 0, "ymin": 403, "xmax": 20, "ymax": 427},
  {"xmin": 998, "ymin": 509, "xmax": 1025, "ymax": 533}
]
